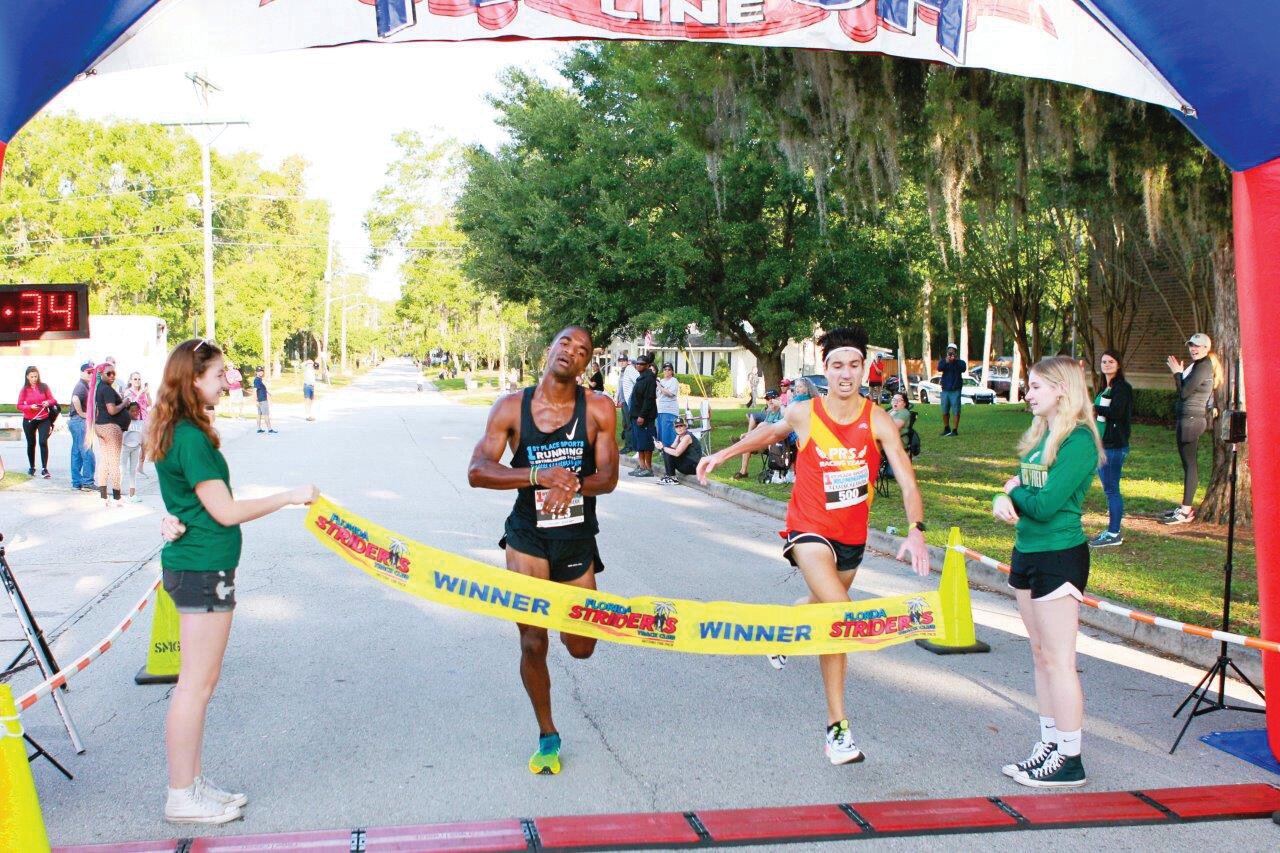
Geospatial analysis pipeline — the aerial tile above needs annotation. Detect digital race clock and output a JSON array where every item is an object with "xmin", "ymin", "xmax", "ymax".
[{"xmin": 0, "ymin": 284, "xmax": 90, "ymax": 344}]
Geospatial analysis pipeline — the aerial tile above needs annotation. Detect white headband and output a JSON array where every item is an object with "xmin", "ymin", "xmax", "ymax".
[{"xmin": 823, "ymin": 346, "xmax": 864, "ymax": 365}]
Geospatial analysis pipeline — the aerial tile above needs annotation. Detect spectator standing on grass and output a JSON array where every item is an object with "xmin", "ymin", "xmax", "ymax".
[
  {"xmin": 68, "ymin": 362, "xmax": 96, "ymax": 490},
  {"xmin": 1089, "ymin": 351, "xmax": 1133, "ymax": 548},
  {"xmin": 659, "ymin": 416, "xmax": 704, "ymax": 484},
  {"xmin": 628, "ymin": 353, "xmax": 658, "ymax": 477},
  {"xmin": 614, "ymin": 354, "xmax": 639, "ymax": 454},
  {"xmin": 302, "ymin": 360, "xmax": 317, "ymax": 422},
  {"xmin": 121, "ymin": 402, "xmax": 145, "ymax": 503},
  {"xmin": 867, "ymin": 353, "xmax": 885, "ymax": 401},
  {"xmin": 588, "ymin": 361, "xmax": 605, "ymax": 393},
  {"xmin": 18, "ymin": 365, "xmax": 58, "ymax": 479},
  {"xmin": 734, "ymin": 390, "xmax": 784, "ymax": 479},
  {"xmin": 747, "ymin": 367, "xmax": 758, "ymax": 407},
  {"xmin": 938, "ymin": 343, "xmax": 967, "ymax": 437},
  {"xmin": 253, "ymin": 367, "xmax": 277, "ymax": 435},
  {"xmin": 1161, "ymin": 333, "xmax": 1221, "ymax": 525},
  {"xmin": 656, "ymin": 362, "xmax": 680, "ymax": 448}
]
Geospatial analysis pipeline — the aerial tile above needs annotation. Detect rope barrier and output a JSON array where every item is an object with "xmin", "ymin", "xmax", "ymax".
[
  {"xmin": 15, "ymin": 576, "xmax": 161, "ymax": 712},
  {"xmin": 952, "ymin": 544, "xmax": 1280, "ymax": 655}
]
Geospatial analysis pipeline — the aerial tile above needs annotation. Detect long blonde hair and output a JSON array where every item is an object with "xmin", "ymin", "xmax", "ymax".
[{"xmin": 1017, "ymin": 356, "xmax": 1103, "ymax": 467}]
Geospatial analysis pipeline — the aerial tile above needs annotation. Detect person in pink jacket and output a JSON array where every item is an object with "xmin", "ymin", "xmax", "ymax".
[{"xmin": 17, "ymin": 365, "xmax": 58, "ymax": 478}]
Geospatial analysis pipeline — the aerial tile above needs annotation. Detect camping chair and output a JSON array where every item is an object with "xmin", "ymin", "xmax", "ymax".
[
  {"xmin": 876, "ymin": 410, "xmax": 921, "ymax": 498},
  {"xmin": 685, "ymin": 399, "xmax": 713, "ymax": 454}
]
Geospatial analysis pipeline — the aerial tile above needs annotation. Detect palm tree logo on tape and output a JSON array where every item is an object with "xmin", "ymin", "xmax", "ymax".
[
  {"xmin": 906, "ymin": 597, "xmax": 929, "ymax": 629},
  {"xmin": 653, "ymin": 601, "xmax": 676, "ymax": 634},
  {"xmin": 388, "ymin": 538, "xmax": 408, "ymax": 569}
]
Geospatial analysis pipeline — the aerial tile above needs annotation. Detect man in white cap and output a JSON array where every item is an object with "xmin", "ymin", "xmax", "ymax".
[{"xmin": 937, "ymin": 343, "xmax": 967, "ymax": 437}]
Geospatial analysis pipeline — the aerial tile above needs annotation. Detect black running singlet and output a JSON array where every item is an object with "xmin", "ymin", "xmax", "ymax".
[{"xmin": 508, "ymin": 386, "xmax": 598, "ymax": 538}]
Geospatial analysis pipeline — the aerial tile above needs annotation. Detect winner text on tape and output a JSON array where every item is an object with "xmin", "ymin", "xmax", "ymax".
[{"xmin": 305, "ymin": 495, "xmax": 943, "ymax": 655}]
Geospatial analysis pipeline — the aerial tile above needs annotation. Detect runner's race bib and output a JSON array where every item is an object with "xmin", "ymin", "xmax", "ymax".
[
  {"xmin": 823, "ymin": 466, "xmax": 869, "ymax": 510},
  {"xmin": 535, "ymin": 489, "xmax": 585, "ymax": 528}
]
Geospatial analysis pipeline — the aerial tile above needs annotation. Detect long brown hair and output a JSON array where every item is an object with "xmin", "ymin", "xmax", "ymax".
[
  {"xmin": 147, "ymin": 339, "xmax": 223, "ymax": 461},
  {"xmin": 21, "ymin": 365, "xmax": 50, "ymax": 396}
]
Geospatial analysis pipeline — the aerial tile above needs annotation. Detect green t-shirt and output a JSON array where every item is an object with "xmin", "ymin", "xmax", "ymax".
[
  {"xmin": 156, "ymin": 420, "xmax": 242, "ymax": 571},
  {"xmin": 1008, "ymin": 425, "xmax": 1098, "ymax": 553}
]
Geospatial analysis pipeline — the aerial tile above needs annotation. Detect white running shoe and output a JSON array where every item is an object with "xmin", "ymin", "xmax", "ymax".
[
  {"xmin": 1001, "ymin": 740, "xmax": 1055, "ymax": 778},
  {"xmin": 197, "ymin": 775, "xmax": 248, "ymax": 808},
  {"xmin": 767, "ymin": 654, "xmax": 788, "ymax": 670},
  {"xmin": 164, "ymin": 784, "xmax": 243, "ymax": 825},
  {"xmin": 824, "ymin": 719, "xmax": 865, "ymax": 765}
]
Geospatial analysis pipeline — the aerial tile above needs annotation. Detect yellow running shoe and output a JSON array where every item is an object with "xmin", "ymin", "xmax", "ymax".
[{"xmin": 529, "ymin": 733, "xmax": 562, "ymax": 775}]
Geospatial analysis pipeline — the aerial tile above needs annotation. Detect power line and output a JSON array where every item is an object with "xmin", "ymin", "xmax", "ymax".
[
  {"xmin": 0, "ymin": 184, "xmax": 202, "ymax": 208},
  {"xmin": 0, "ymin": 227, "xmax": 202, "ymax": 246}
]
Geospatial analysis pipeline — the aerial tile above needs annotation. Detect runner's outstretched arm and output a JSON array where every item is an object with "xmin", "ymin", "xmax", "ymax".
[
  {"xmin": 579, "ymin": 394, "xmax": 618, "ymax": 497},
  {"xmin": 695, "ymin": 406, "xmax": 803, "ymax": 484},
  {"xmin": 870, "ymin": 406, "xmax": 931, "ymax": 577}
]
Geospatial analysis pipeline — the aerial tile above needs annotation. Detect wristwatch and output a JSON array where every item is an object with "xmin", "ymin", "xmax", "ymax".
[{"xmin": 911, "ymin": 521, "xmax": 927, "ymax": 533}]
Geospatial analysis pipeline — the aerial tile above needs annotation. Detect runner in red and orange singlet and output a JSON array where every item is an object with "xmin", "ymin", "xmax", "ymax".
[{"xmin": 697, "ymin": 325, "xmax": 931, "ymax": 765}]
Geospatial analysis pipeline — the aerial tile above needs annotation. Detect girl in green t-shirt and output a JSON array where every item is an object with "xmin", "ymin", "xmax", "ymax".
[
  {"xmin": 149, "ymin": 338, "xmax": 317, "ymax": 826},
  {"xmin": 992, "ymin": 355, "xmax": 1102, "ymax": 790}
]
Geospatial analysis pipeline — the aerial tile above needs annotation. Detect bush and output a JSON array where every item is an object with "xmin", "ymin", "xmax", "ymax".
[
  {"xmin": 676, "ymin": 372, "xmax": 714, "ymax": 396},
  {"xmin": 1133, "ymin": 388, "xmax": 1177, "ymax": 424},
  {"xmin": 710, "ymin": 361, "xmax": 733, "ymax": 397}
]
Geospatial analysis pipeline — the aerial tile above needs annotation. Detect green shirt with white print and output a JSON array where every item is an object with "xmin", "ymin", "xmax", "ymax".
[{"xmin": 1008, "ymin": 425, "xmax": 1098, "ymax": 553}]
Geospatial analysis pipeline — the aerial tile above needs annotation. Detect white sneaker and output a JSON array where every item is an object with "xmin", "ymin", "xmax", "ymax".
[
  {"xmin": 767, "ymin": 654, "xmax": 788, "ymax": 670},
  {"xmin": 824, "ymin": 720, "xmax": 865, "ymax": 765},
  {"xmin": 197, "ymin": 775, "xmax": 248, "ymax": 808},
  {"xmin": 164, "ymin": 784, "xmax": 243, "ymax": 825}
]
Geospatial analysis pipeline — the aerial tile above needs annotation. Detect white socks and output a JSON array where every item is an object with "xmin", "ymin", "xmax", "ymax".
[
  {"xmin": 1057, "ymin": 729, "xmax": 1082, "ymax": 756},
  {"xmin": 1039, "ymin": 715, "xmax": 1057, "ymax": 744}
]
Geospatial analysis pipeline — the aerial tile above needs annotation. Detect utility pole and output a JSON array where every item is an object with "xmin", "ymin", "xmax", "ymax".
[
  {"xmin": 322, "ymin": 223, "xmax": 334, "ymax": 378},
  {"xmin": 261, "ymin": 308, "xmax": 272, "ymax": 373},
  {"xmin": 162, "ymin": 73, "xmax": 247, "ymax": 340}
]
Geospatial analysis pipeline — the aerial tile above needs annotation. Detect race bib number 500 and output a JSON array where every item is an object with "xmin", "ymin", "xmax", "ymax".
[
  {"xmin": 823, "ymin": 466, "xmax": 869, "ymax": 510},
  {"xmin": 535, "ymin": 489, "xmax": 585, "ymax": 528}
]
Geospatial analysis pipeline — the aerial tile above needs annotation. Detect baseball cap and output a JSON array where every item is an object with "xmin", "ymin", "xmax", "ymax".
[
  {"xmin": 80, "ymin": 361, "xmax": 94, "ymax": 371},
  {"xmin": 946, "ymin": 343, "xmax": 958, "ymax": 351},
  {"xmin": 764, "ymin": 389, "xmax": 780, "ymax": 400},
  {"xmin": 617, "ymin": 353, "xmax": 629, "ymax": 361},
  {"xmin": 636, "ymin": 353, "xmax": 654, "ymax": 365},
  {"xmin": 674, "ymin": 416, "xmax": 687, "ymax": 426},
  {"xmin": 1187, "ymin": 333, "xmax": 1211, "ymax": 348},
  {"xmin": 780, "ymin": 378, "xmax": 792, "ymax": 387},
  {"xmin": 662, "ymin": 362, "xmax": 674, "ymax": 371}
]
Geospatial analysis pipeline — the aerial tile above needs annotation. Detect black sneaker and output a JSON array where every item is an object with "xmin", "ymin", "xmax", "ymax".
[
  {"xmin": 1014, "ymin": 750, "xmax": 1086, "ymax": 788},
  {"xmin": 1001, "ymin": 740, "xmax": 1055, "ymax": 778},
  {"xmin": 1160, "ymin": 507, "xmax": 1193, "ymax": 525},
  {"xmin": 939, "ymin": 430, "xmax": 950, "ymax": 437}
]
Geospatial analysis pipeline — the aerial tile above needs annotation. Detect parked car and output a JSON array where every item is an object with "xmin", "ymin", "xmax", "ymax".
[
  {"xmin": 967, "ymin": 364, "xmax": 1024, "ymax": 400},
  {"xmin": 916, "ymin": 375, "xmax": 996, "ymax": 405}
]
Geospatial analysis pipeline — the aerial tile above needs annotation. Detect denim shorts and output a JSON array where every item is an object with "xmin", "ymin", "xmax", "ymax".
[
  {"xmin": 162, "ymin": 569, "xmax": 237, "ymax": 613},
  {"xmin": 940, "ymin": 389, "xmax": 963, "ymax": 416}
]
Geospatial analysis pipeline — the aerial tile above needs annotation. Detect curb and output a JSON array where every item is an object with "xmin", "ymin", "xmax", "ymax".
[{"xmin": 622, "ymin": 456, "xmax": 1263, "ymax": 683}]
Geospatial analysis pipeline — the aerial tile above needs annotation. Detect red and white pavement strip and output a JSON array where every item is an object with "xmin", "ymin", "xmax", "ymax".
[
  {"xmin": 51, "ymin": 783, "xmax": 1280, "ymax": 851},
  {"xmin": 17, "ymin": 575, "xmax": 161, "ymax": 712}
]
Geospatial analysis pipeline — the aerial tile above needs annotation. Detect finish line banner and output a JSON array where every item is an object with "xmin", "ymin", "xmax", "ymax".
[{"xmin": 304, "ymin": 495, "xmax": 943, "ymax": 655}]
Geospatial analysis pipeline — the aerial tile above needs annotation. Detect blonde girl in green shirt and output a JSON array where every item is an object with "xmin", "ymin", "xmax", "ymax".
[
  {"xmin": 992, "ymin": 355, "xmax": 1102, "ymax": 790},
  {"xmin": 149, "ymin": 339, "xmax": 317, "ymax": 825}
]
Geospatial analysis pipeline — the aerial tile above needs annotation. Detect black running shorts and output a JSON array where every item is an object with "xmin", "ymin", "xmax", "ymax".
[
  {"xmin": 782, "ymin": 531, "xmax": 866, "ymax": 574},
  {"xmin": 500, "ymin": 520, "xmax": 604, "ymax": 583},
  {"xmin": 1009, "ymin": 543, "xmax": 1090, "ymax": 601},
  {"xmin": 162, "ymin": 568, "xmax": 237, "ymax": 613}
]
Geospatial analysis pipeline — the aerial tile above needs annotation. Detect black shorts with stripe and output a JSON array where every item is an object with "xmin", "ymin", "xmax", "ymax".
[{"xmin": 782, "ymin": 531, "xmax": 866, "ymax": 573}]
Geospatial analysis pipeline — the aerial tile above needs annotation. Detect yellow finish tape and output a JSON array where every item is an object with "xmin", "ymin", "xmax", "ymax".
[{"xmin": 305, "ymin": 495, "xmax": 943, "ymax": 655}]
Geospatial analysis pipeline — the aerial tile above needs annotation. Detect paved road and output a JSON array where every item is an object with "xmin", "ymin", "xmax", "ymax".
[{"xmin": 4, "ymin": 359, "xmax": 1275, "ymax": 849}]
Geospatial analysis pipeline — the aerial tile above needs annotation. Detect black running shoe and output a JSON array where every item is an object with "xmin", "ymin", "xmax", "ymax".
[
  {"xmin": 1001, "ymin": 740, "xmax": 1055, "ymax": 779},
  {"xmin": 1014, "ymin": 750, "xmax": 1086, "ymax": 788}
]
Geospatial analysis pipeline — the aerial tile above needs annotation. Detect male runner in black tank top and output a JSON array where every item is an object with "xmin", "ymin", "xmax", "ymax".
[{"xmin": 468, "ymin": 326, "xmax": 619, "ymax": 775}]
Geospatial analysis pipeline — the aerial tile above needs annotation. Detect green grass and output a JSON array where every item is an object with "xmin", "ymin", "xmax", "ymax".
[
  {"xmin": 0, "ymin": 469, "xmax": 32, "ymax": 490},
  {"xmin": 0, "ymin": 404, "xmax": 17, "ymax": 414},
  {"xmin": 697, "ymin": 402, "xmax": 1256, "ymax": 633}
]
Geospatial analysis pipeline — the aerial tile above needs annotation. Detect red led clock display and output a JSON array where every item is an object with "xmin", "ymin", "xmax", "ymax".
[{"xmin": 0, "ymin": 284, "xmax": 90, "ymax": 344}]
